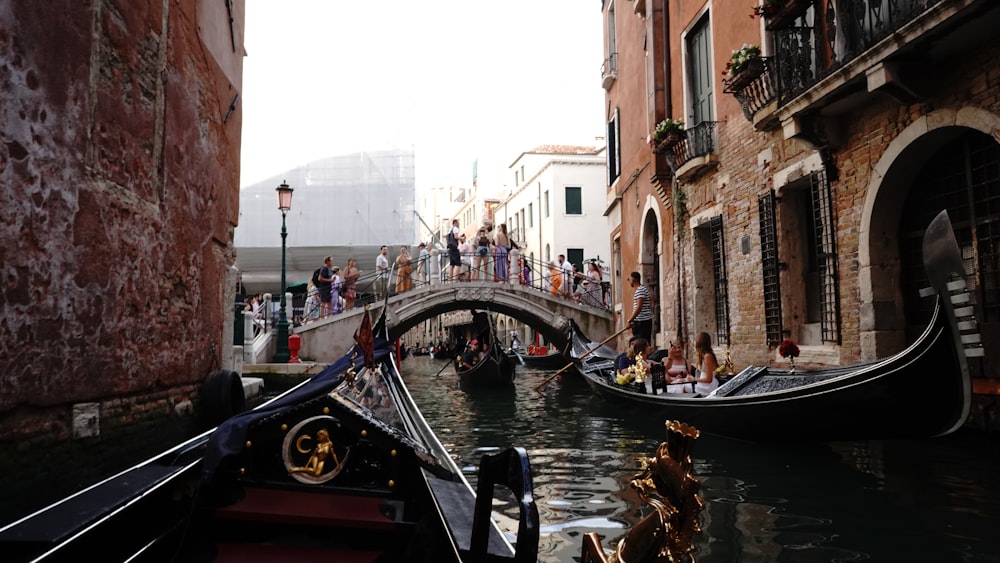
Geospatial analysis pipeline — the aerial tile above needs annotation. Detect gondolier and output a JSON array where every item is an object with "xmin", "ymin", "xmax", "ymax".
[{"xmin": 627, "ymin": 271, "xmax": 653, "ymax": 343}]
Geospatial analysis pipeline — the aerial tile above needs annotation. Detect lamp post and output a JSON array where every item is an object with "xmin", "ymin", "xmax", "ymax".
[{"xmin": 274, "ymin": 180, "xmax": 294, "ymax": 363}]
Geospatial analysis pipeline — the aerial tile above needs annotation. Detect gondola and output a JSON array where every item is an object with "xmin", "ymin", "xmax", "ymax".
[
  {"xmin": 0, "ymin": 309, "xmax": 539, "ymax": 562},
  {"xmin": 569, "ymin": 211, "xmax": 980, "ymax": 442},
  {"xmin": 456, "ymin": 312, "xmax": 517, "ymax": 388},
  {"xmin": 506, "ymin": 348, "xmax": 568, "ymax": 370}
]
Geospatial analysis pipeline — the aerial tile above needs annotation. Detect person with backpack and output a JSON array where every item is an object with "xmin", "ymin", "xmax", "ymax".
[{"xmin": 446, "ymin": 219, "xmax": 461, "ymax": 282}]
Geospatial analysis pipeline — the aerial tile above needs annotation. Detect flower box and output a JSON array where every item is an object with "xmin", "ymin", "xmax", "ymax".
[{"xmin": 723, "ymin": 56, "xmax": 766, "ymax": 92}]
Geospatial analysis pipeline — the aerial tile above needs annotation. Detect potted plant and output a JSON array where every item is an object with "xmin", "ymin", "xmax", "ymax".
[
  {"xmin": 722, "ymin": 43, "xmax": 763, "ymax": 90},
  {"xmin": 778, "ymin": 338, "xmax": 800, "ymax": 372},
  {"xmin": 752, "ymin": 0, "xmax": 812, "ymax": 31},
  {"xmin": 653, "ymin": 118, "xmax": 685, "ymax": 149}
]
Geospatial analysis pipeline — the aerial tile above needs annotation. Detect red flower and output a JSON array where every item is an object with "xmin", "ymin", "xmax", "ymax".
[{"xmin": 778, "ymin": 339, "xmax": 799, "ymax": 358}]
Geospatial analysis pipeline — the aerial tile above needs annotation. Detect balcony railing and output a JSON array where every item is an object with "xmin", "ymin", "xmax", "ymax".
[
  {"xmin": 601, "ymin": 53, "xmax": 618, "ymax": 90},
  {"xmin": 723, "ymin": 57, "xmax": 778, "ymax": 124},
  {"xmin": 664, "ymin": 121, "xmax": 718, "ymax": 173},
  {"xmin": 726, "ymin": 0, "xmax": 945, "ymax": 122}
]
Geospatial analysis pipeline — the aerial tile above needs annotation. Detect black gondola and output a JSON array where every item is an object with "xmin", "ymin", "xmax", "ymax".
[
  {"xmin": 506, "ymin": 348, "xmax": 569, "ymax": 370},
  {"xmin": 569, "ymin": 211, "xmax": 980, "ymax": 442},
  {"xmin": 456, "ymin": 312, "xmax": 517, "ymax": 388},
  {"xmin": 0, "ymin": 309, "xmax": 539, "ymax": 562}
]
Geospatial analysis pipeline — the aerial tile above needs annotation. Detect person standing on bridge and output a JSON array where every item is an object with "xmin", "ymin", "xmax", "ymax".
[
  {"xmin": 627, "ymin": 271, "xmax": 653, "ymax": 343},
  {"xmin": 375, "ymin": 245, "xmax": 390, "ymax": 299},
  {"xmin": 415, "ymin": 242, "xmax": 429, "ymax": 285},
  {"xmin": 494, "ymin": 223, "xmax": 511, "ymax": 282},
  {"xmin": 395, "ymin": 245, "xmax": 413, "ymax": 294},
  {"xmin": 447, "ymin": 219, "xmax": 462, "ymax": 282},
  {"xmin": 343, "ymin": 257, "xmax": 360, "ymax": 310}
]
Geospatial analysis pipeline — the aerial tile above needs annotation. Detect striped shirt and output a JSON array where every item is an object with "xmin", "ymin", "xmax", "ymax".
[{"xmin": 632, "ymin": 284, "xmax": 653, "ymax": 321}]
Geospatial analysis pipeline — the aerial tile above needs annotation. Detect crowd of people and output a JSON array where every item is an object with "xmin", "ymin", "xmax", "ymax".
[{"xmin": 301, "ymin": 255, "xmax": 361, "ymax": 324}]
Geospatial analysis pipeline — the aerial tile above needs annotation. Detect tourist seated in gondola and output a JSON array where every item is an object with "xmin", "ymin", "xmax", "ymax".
[
  {"xmin": 663, "ymin": 341, "xmax": 695, "ymax": 393},
  {"xmin": 692, "ymin": 332, "xmax": 720, "ymax": 396},
  {"xmin": 457, "ymin": 339, "xmax": 482, "ymax": 372},
  {"xmin": 615, "ymin": 336, "xmax": 638, "ymax": 373},
  {"xmin": 616, "ymin": 338, "xmax": 662, "ymax": 376}
]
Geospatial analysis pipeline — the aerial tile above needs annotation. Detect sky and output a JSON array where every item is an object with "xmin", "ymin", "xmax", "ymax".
[{"xmin": 239, "ymin": 0, "xmax": 608, "ymax": 193}]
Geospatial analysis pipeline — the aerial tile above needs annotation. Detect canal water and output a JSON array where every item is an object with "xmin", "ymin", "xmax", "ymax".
[{"xmin": 401, "ymin": 354, "xmax": 1000, "ymax": 562}]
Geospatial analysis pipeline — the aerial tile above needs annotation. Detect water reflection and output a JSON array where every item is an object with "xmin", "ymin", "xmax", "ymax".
[{"xmin": 401, "ymin": 355, "xmax": 1000, "ymax": 562}]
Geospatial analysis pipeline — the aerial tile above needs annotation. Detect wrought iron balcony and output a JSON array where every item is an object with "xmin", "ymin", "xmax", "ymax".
[
  {"xmin": 601, "ymin": 53, "xmax": 618, "ymax": 90},
  {"xmin": 723, "ymin": 57, "xmax": 778, "ymax": 127},
  {"xmin": 724, "ymin": 1, "xmax": 990, "ymax": 130},
  {"xmin": 663, "ymin": 121, "xmax": 718, "ymax": 180}
]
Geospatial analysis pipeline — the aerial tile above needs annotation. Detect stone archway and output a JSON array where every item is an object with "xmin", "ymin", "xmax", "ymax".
[
  {"xmin": 859, "ymin": 107, "xmax": 1000, "ymax": 361},
  {"xmin": 640, "ymin": 197, "xmax": 663, "ymax": 347}
]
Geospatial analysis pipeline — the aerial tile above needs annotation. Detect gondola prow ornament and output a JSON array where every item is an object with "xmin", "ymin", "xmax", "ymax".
[{"xmin": 581, "ymin": 420, "xmax": 704, "ymax": 562}]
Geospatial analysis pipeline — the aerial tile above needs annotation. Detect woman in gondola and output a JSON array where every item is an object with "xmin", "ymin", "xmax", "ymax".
[{"xmin": 693, "ymin": 332, "xmax": 720, "ymax": 396}]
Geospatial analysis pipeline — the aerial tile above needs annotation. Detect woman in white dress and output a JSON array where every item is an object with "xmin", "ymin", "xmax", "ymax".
[{"xmin": 693, "ymin": 331, "xmax": 720, "ymax": 396}]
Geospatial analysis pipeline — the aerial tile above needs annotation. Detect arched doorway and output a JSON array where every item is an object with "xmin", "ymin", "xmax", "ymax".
[
  {"xmin": 864, "ymin": 120, "xmax": 998, "ymax": 378},
  {"xmin": 641, "ymin": 209, "xmax": 662, "ymax": 347}
]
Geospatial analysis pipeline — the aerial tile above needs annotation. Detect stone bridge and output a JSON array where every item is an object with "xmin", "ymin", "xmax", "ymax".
[{"xmin": 295, "ymin": 281, "xmax": 614, "ymax": 363}]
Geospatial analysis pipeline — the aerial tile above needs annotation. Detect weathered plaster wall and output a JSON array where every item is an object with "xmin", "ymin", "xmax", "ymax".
[{"xmin": 0, "ymin": 0, "xmax": 244, "ymax": 444}]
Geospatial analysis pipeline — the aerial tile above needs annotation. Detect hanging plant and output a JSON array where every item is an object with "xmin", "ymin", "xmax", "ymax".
[{"xmin": 673, "ymin": 185, "xmax": 688, "ymax": 240}]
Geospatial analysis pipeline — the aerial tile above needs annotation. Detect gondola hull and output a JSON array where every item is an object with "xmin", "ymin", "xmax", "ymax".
[
  {"xmin": 459, "ymin": 343, "xmax": 517, "ymax": 387},
  {"xmin": 507, "ymin": 350, "xmax": 568, "ymax": 370},
  {"xmin": 0, "ymin": 313, "xmax": 538, "ymax": 562},
  {"xmin": 571, "ymin": 211, "xmax": 978, "ymax": 442}
]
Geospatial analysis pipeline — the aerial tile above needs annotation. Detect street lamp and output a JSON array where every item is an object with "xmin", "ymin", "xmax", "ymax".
[{"xmin": 273, "ymin": 180, "xmax": 294, "ymax": 363}]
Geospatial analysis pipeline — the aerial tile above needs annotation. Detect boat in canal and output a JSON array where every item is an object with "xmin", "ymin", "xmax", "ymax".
[
  {"xmin": 456, "ymin": 311, "xmax": 517, "ymax": 388},
  {"xmin": 0, "ymin": 308, "xmax": 540, "ymax": 562},
  {"xmin": 507, "ymin": 347, "xmax": 568, "ymax": 370},
  {"xmin": 569, "ymin": 210, "xmax": 981, "ymax": 441}
]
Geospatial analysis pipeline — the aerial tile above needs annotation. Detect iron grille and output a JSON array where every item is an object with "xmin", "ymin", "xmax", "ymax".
[
  {"xmin": 710, "ymin": 215, "xmax": 730, "ymax": 346},
  {"xmin": 758, "ymin": 191, "xmax": 782, "ymax": 347},
  {"xmin": 900, "ymin": 132, "xmax": 1000, "ymax": 324},
  {"xmin": 774, "ymin": 0, "xmax": 941, "ymax": 104},
  {"xmin": 809, "ymin": 170, "xmax": 842, "ymax": 344},
  {"xmin": 665, "ymin": 121, "xmax": 718, "ymax": 171}
]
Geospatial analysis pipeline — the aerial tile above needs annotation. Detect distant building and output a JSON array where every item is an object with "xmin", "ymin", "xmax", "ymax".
[{"xmin": 235, "ymin": 148, "xmax": 416, "ymax": 294}]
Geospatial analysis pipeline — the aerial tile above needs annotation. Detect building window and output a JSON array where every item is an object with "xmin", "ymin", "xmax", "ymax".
[
  {"xmin": 544, "ymin": 190, "xmax": 550, "ymax": 218},
  {"xmin": 759, "ymin": 190, "xmax": 782, "ymax": 348},
  {"xmin": 710, "ymin": 216, "xmax": 730, "ymax": 346},
  {"xmin": 528, "ymin": 202, "xmax": 534, "ymax": 228},
  {"xmin": 686, "ymin": 15, "xmax": 714, "ymax": 125},
  {"xmin": 809, "ymin": 170, "xmax": 841, "ymax": 344},
  {"xmin": 607, "ymin": 108, "xmax": 620, "ymax": 185},
  {"xmin": 565, "ymin": 187, "xmax": 582, "ymax": 215}
]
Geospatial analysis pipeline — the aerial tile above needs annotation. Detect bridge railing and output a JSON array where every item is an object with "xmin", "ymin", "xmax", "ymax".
[{"xmin": 308, "ymin": 248, "xmax": 611, "ymax": 313}]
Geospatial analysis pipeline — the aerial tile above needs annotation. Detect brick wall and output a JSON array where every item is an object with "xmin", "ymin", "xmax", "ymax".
[{"xmin": 0, "ymin": 1, "xmax": 244, "ymax": 445}]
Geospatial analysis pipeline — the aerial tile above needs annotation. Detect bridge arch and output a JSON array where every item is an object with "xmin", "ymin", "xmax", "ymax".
[{"xmin": 296, "ymin": 282, "xmax": 614, "ymax": 363}]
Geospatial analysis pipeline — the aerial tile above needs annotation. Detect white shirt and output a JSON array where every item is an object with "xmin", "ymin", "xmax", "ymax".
[{"xmin": 376, "ymin": 253, "xmax": 389, "ymax": 278}]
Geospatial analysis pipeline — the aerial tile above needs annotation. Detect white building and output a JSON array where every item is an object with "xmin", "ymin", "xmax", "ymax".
[{"xmin": 495, "ymin": 145, "xmax": 610, "ymax": 278}]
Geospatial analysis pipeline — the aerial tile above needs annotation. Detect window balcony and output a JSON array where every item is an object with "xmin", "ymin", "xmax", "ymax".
[
  {"xmin": 725, "ymin": 1, "xmax": 1000, "ymax": 145},
  {"xmin": 601, "ymin": 53, "xmax": 618, "ymax": 90},
  {"xmin": 663, "ymin": 121, "xmax": 719, "ymax": 181},
  {"xmin": 723, "ymin": 56, "xmax": 780, "ymax": 131}
]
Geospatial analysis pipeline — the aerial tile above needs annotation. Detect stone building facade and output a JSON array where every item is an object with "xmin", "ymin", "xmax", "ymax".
[
  {"xmin": 602, "ymin": 0, "xmax": 997, "ymax": 426},
  {"xmin": 0, "ymin": 1, "xmax": 245, "ymax": 446}
]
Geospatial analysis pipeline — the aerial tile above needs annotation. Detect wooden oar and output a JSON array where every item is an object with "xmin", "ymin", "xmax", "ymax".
[
  {"xmin": 534, "ymin": 325, "xmax": 630, "ymax": 394},
  {"xmin": 433, "ymin": 356, "xmax": 456, "ymax": 377},
  {"xmin": 511, "ymin": 347, "xmax": 526, "ymax": 366}
]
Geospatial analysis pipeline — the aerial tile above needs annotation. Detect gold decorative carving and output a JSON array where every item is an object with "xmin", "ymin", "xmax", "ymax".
[
  {"xmin": 282, "ymin": 415, "xmax": 349, "ymax": 484},
  {"xmin": 582, "ymin": 420, "xmax": 703, "ymax": 562}
]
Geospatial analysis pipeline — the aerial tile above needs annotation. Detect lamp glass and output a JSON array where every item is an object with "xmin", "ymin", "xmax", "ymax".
[{"xmin": 276, "ymin": 181, "xmax": 294, "ymax": 211}]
